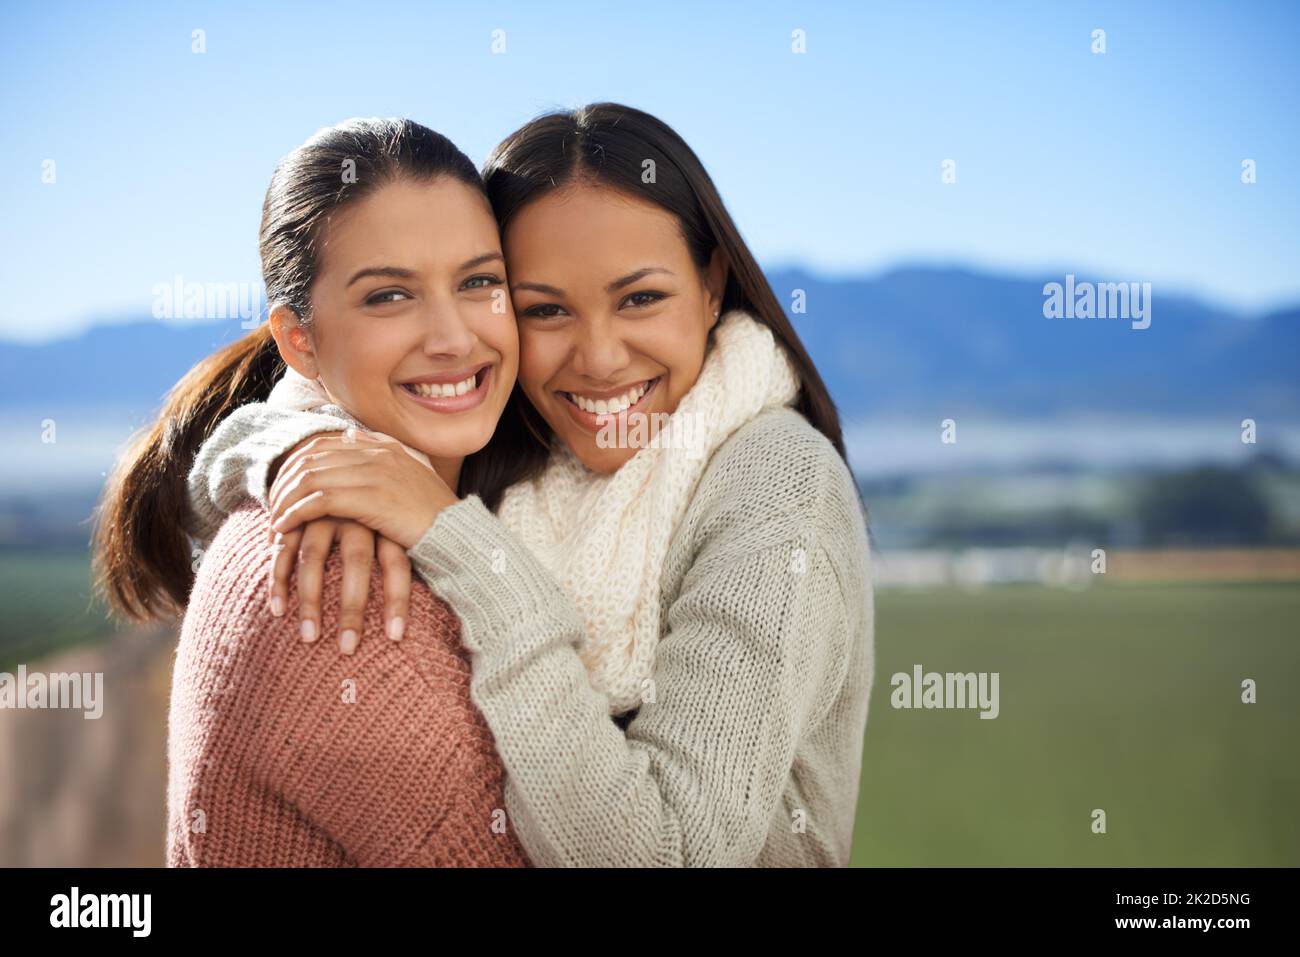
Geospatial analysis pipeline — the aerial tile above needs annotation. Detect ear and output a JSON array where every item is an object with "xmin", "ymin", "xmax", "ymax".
[
  {"xmin": 268, "ymin": 304, "xmax": 319, "ymax": 379},
  {"xmin": 703, "ymin": 247, "xmax": 728, "ymax": 330}
]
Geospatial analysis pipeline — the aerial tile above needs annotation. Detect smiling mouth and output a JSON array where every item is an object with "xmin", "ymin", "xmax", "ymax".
[
  {"xmin": 400, "ymin": 366, "xmax": 488, "ymax": 399},
  {"xmin": 559, "ymin": 377, "xmax": 660, "ymax": 416},
  {"xmin": 397, "ymin": 362, "xmax": 494, "ymax": 413}
]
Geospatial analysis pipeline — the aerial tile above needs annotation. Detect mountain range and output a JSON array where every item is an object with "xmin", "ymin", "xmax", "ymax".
[{"xmin": 2, "ymin": 266, "xmax": 1296, "ymax": 425}]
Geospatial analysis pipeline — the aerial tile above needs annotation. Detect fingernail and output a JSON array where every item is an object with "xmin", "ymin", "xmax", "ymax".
[
  {"xmin": 301, "ymin": 619, "xmax": 317, "ymax": 642},
  {"xmin": 270, "ymin": 595, "xmax": 284, "ymax": 617},
  {"xmin": 387, "ymin": 617, "xmax": 404, "ymax": 641},
  {"xmin": 340, "ymin": 629, "xmax": 359, "ymax": 655}
]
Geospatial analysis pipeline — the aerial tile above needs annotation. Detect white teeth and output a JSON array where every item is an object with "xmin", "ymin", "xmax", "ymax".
[
  {"xmin": 565, "ymin": 379, "xmax": 654, "ymax": 415},
  {"xmin": 408, "ymin": 374, "xmax": 477, "ymax": 398}
]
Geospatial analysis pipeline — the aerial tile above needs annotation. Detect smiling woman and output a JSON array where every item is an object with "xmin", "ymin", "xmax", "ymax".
[{"xmin": 93, "ymin": 117, "xmax": 533, "ymax": 867}]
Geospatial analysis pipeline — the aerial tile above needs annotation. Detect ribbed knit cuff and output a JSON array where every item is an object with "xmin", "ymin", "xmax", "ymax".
[{"xmin": 406, "ymin": 495, "xmax": 577, "ymax": 655}]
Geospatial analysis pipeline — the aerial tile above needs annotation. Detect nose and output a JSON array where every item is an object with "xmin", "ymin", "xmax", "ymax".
[
  {"xmin": 420, "ymin": 298, "xmax": 477, "ymax": 359},
  {"xmin": 570, "ymin": 315, "xmax": 631, "ymax": 382}
]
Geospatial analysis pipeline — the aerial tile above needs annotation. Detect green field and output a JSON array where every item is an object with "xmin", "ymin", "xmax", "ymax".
[
  {"xmin": 852, "ymin": 582, "xmax": 1300, "ymax": 866},
  {"xmin": 2, "ymin": 552, "xmax": 1296, "ymax": 866},
  {"xmin": 0, "ymin": 549, "xmax": 115, "ymax": 671}
]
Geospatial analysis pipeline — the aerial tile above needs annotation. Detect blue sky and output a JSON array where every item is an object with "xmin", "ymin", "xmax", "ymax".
[{"xmin": 1, "ymin": 0, "xmax": 1297, "ymax": 342}]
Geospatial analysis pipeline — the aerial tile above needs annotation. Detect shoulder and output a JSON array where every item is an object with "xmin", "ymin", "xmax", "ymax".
[
  {"xmin": 689, "ymin": 407, "xmax": 865, "ymax": 550},
  {"xmin": 184, "ymin": 504, "xmax": 470, "ymax": 700},
  {"xmin": 668, "ymin": 409, "xmax": 873, "ymax": 680},
  {"xmin": 173, "ymin": 510, "xmax": 505, "ymax": 861}
]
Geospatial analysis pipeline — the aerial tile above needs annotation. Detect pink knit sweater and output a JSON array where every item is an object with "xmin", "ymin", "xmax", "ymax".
[{"xmin": 167, "ymin": 502, "xmax": 530, "ymax": 867}]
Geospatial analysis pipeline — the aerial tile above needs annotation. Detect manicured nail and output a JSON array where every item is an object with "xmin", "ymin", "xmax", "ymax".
[
  {"xmin": 387, "ymin": 617, "xmax": 404, "ymax": 641},
  {"xmin": 270, "ymin": 595, "xmax": 284, "ymax": 617},
  {"xmin": 340, "ymin": 629, "xmax": 359, "ymax": 655},
  {"xmin": 301, "ymin": 619, "xmax": 317, "ymax": 642}
]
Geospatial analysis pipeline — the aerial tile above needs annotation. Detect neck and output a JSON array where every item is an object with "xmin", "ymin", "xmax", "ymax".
[{"xmin": 428, "ymin": 456, "xmax": 463, "ymax": 493}]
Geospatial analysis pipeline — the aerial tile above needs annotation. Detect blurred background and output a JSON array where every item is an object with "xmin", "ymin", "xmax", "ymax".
[{"xmin": 1, "ymin": 0, "xmax": 1297, "ymax": 866}]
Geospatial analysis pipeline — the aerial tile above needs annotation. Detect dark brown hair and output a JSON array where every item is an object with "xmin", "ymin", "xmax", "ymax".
[
  {"xmin": 470, "ymin": 101, "xmax": 849, "ymax": 501},
  {"xmin": 95, "ymin": 118, "xmax": 485, "ymax": 620}
]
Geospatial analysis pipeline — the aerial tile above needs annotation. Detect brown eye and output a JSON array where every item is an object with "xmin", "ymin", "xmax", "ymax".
[
  {"xmin": 523, "ymin": 303, "xmax": 566, "ymax": 319},
  {"xmin": 622, "ymin": 290, "xmax": 666, "ymax": 309}
]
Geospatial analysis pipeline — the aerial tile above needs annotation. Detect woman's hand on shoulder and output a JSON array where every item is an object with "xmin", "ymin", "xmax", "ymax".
[
  {"xmin": 267, "ymin": 519, "xmax": 412, "ymax": 655},
  {"xmin": 267, "ymin": 430, "xmax": 457, "ymax": 548},
  {"xmin": 259, "ymin": 429, "xmax": 448, "ymax": 655}
]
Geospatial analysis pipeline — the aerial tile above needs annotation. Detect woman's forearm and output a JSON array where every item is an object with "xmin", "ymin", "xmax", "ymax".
[{"xmin": 186, "ymin": 403, "xmax": 354, "ymax": 542}]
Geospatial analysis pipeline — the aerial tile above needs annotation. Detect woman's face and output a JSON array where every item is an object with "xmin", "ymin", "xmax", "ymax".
[
  {"xmin": 289, "ymin": 176, "xmax": 518, "ymax": 471},
  {"xmin": 504, "ymin": 182, "xmax": 724, "ymax": 474}
]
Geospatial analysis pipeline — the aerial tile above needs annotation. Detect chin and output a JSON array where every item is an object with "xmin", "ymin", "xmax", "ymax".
[
  {"xmin": 409, "ymin": 420, "xmax": 496, "ymax": 461},
  {"xmin": 568, "ymin": 440, "xmax": 634, "ymax": 475}
]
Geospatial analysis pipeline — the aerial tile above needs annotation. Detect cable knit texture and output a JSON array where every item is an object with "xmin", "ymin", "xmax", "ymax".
[
  {"xmin": 167, "ymin": 502, "xmax": 530, "ymax": 867},
  {"xmin": 186, "ymin": 395, "xmax": 874, "ymax": 865}
]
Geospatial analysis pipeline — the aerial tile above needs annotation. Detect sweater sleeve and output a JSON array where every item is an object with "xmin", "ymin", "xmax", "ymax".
[
  {"xmin": 185, "ymin": 403, "xmax": 354, "ymax": 544},
  {"xmin": 406, "ymin": 491, "xmax": 850, "ymax": 867}
]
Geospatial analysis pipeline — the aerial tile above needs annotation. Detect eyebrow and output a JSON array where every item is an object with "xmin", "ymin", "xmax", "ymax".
[
  {"xmin": 345, "ymin": 252, "xmax": 504, "ymax": 288},
  {"xmin": 606, "ymin": 266, "xmax": 674, "ymax": 293},
  {"xmin": 510, "ymin": 266, "xmax": 675, "ymax": 297}
]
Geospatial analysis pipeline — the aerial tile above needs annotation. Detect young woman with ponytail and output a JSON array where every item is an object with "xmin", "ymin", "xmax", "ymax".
[{"xmin": 96, "ymin": 118, "xmax": 532, "ymax": 866}]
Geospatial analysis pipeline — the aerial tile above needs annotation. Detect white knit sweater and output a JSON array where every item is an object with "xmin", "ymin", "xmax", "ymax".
[{"xmin": 186, "ymin": 405, "xmax": 874, "ymax": 866}]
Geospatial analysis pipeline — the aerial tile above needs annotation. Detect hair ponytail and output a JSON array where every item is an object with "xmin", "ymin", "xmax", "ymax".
[{"xmin": 94, "ymin": 326, "xmax": 282, "ymax": 620}]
